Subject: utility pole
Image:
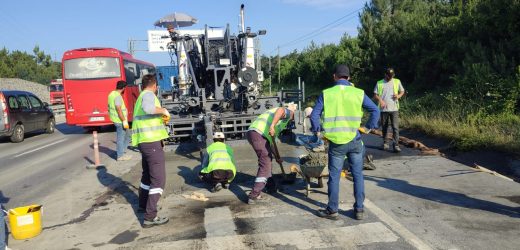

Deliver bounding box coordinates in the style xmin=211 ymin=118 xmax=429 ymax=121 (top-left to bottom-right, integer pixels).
xmin=268 ymin=56 xmax=272 ymax=95
xmin=277 ymin=46 xmax=281 ymax=86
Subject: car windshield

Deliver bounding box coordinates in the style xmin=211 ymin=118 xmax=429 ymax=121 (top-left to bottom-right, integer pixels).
xmin=49 ymin=84 xmax=63 ymax=92
xmin=64 ymin=57 xmax=121 ymax=80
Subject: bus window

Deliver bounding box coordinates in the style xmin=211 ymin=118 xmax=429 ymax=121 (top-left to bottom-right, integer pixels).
xmin=64 ymin=57 xmax=121 ymax=80
xmin=124 ymin=61 xmax=137 ymax=85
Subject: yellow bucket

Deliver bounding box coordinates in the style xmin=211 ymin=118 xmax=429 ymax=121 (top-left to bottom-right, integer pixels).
xmin=8 ymin=204 xmax=43 ymax=240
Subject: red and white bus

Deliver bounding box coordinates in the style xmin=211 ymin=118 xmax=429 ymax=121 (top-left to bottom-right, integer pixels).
xmin=62 ymin=47 xmax=155 ymax=127
xmin=48 ymin=79 xmax=64 ymax=105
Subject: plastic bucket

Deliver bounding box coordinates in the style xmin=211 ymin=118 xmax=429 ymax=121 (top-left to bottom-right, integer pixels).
xmin=8 ymin=204 xmax=43 ymax=240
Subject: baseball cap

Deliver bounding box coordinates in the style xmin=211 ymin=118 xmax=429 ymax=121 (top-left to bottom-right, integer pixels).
xmin=116 ymin=80 xmax=127 ymax=89
xmin=334 ymin=64 xmax=350 ymax=78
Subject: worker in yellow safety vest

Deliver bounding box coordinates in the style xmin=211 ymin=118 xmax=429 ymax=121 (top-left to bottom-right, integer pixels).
xmin=373 ymin=68 xmax=405 ymax=152
xmin=108 ymin=80 xmax=132 ymax=161
xmin=246 ymin=104 xmax=296 ymax=204
xmin=310 ymin=64 xmax=380 ymax=220
xmin=132 ymin=74 xmax=171 ymax=228
xmin=199 ymin=132 xmax=237 ymax=192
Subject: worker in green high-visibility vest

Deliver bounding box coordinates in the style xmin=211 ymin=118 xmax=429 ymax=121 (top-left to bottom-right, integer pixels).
xmin=199 ymin=132 xmax=237 ymax=193
xmin=373 ymin=68 xmax=405 ymax=152
xmin=310 ymin=64 xmax=380 ymax=220
xmin=108 ymin=80 xmax=132 ymax=161
xmin=246 ymin=104 xmax=296 ymax=205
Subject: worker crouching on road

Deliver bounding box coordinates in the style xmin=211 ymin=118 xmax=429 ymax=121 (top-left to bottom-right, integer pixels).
xmin=310 ymin=64 xmax=379 ymax=220
xmin=132 ymin=74 xmax=171 ymax=228
xmin=246 ymin=105 xmax=296 ymax=205
xmin=199 ymin=132 xmax=237 ymax=192
xmin=108 ymin=80 xmax=132 ymax=161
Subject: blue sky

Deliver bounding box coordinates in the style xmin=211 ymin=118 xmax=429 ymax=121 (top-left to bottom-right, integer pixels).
xmin=0 ymin=0 xmax=367 ymax=66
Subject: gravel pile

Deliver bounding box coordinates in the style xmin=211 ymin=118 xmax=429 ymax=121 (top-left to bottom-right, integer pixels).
xmin=0 ymin=78 xmax=50 ymax=103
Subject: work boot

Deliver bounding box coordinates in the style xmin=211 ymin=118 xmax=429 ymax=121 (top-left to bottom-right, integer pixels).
xmin=117 ymin=155 xmax=132 ymax=161
xmin=211 ymin=183 xmax=222 ymax=193
xmin=247 ymin=195 xmax=270 ymax=205
xmin=316 ymin=208 xmax=339 ymax=220
xmin=143 ymin=216 xmax=169 ymax=228
xmin=355 ymin=209 xmax=364 ymax=220
xmin=382 ymin=143 xmax=390 ymax=151
xmin=393 ymin=144 xmax=402 ymax=153
xmin=312 ymin=145 xmax=325 ymax=152
xmin=363 ymin=154 xmax=376 ymax=170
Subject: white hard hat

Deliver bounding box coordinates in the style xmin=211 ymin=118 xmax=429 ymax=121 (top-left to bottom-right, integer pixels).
xmin=286 ymin=102 xmax=298 ymax=112
xmin=214 ymin=132 xmax=225 ymax=139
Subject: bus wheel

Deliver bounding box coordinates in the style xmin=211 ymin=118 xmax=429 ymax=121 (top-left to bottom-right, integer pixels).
xmin=46 ymin=118 xmax=55 ymax=134
xmin=10 ymin=124 xmax=24 ymax=143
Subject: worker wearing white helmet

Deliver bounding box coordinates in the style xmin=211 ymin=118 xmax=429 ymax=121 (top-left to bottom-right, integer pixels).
xmin=199 ymin=132 xmax=237 ymax=192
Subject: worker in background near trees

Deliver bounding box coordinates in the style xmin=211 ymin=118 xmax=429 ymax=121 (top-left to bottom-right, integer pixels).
xmin=310 ymin=64 xmax=379 ymax=220
xmin=108 ymin=80 xmax=132 ymax=161
xmin=373 ymin=68 xmax=405 ymax=153
xmin=199 ymin=132 xmax=237 ymax=192
xmin=132 ymin=74 xmax=171 ymax=228
xmin=247 ymin=104 xmax=296 ymax=205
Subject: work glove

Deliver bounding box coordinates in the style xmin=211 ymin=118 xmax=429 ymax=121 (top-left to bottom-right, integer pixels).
xmin=123 ymin=120 xmax=129 ymax=129
xmin=162 ymin=108 xmax=171 ymax=117
xmin=358 ymin=127 xmax=371 ymax=134
xmin=162 ymin=108 xmax=171 ymax=124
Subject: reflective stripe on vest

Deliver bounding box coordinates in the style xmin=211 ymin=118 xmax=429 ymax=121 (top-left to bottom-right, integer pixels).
xmin=108 ymin=91 xmax=127 ymax=123
xmin=200 ymin=142 xmax=236 ymax=182
xmin=131 ymin=90 xmax=168 ymax=146
xmin=249 ymin=108 xmax=290 ymax=144
xmin=377 ymin=78 xmax=401 ymax=109
xmin=323 ymin=85 xmax=364 ymax=144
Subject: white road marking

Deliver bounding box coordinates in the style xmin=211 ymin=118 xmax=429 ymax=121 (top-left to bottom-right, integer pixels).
xmin=142 ymin=222 xmax=398 ymax=250
xmin=364 ymin=199 xmax=433 ymax=250
xmin=13 ymin=138 xmax=67 ymax=158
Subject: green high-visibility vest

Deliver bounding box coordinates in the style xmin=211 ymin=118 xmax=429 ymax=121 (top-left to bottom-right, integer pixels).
xmin=323 ymin=85 xmax=364 ymax=144
xmin=200 ymin=142 xmax=236 ymax=182
xmin=131 ymin=90 xmax=168 ymax=146
xmin=377 ymin=78 xmax=401 ymax=109
xmin=108 ymin=90 xmax=128 ymax=123
xmin=249 ymin=108 xmax=290 ymax=144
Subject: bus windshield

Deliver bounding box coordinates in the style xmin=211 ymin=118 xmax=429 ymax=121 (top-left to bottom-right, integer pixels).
xmin=49 ymin=84 xmax=63 ymax=92
xmin=64 ymin=57 xmax=121 ymax=80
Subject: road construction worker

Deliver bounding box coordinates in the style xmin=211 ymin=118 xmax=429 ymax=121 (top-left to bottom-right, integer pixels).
xmin=310 ymin=64 xmax=379 ymax=220
xmin=199 ymin=132 xmax=237 ymax=192
xmin=132 ymin=74 xmax=171 ymax=228
xmin=247 ymin=104 xmax=296 ymax=204
xmin=108 ymin=80 xmax=132 ymax=161
xmin=373 ymin=68 xmax=405 ymax=152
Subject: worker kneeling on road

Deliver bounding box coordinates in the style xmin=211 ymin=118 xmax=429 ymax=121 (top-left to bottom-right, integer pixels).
xmin=246 ymin=105 xmax=296 ymax=205
xmin=132 ymin=74 xmax=171 ymax=228
xmin=199 ymin=132 xmax=237 ymax=193
xmin=310 ymin=64 xmax=379 ymax=220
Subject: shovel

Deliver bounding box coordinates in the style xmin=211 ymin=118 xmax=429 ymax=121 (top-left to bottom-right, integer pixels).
xmin=271 ymin=135 xmax=297 ymax=184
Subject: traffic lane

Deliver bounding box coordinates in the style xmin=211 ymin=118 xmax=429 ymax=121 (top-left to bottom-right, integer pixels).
xmin=365 ymin=153 xmax=520 ymax=249
xmin=0 ymin=122 xmax=118 ymax=208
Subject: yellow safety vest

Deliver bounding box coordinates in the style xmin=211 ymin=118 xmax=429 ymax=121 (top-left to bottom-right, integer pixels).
xmin=200 ymin=142 xmax=236 ymax=182
xmin=249 ymin=108 xmax=290 ymax=144
xmin=322 ymin=85 xmax=364 ymax=144
xmin=131 ymin=90 xmax=168 ymax=146
xmin=377 ymin=78 xmax=401 ymax=109
xmin=108 ymin=90 xmax=127 ymax=123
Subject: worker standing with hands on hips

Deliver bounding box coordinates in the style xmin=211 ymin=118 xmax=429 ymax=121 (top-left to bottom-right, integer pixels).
xmin=310 ymin=64 xmax=379 ymax=220
xmin=108 ymin=80 xmax=132 ymax=161
xmin=246 ymin=104 xmax=296 ymax=204
xmin=373 ymin=68 xmax=405 ymax=152
xmin=199 ymin=132 xmax=237 ymax=192
xmin=132 ymin=74 xmax=171 ymax=228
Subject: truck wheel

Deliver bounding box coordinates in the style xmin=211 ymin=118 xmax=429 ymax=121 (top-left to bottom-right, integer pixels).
xmin=46 ymin=118 xmax=55 ymax=134
xmin=10 ymin=124 xmax=24 ymax=143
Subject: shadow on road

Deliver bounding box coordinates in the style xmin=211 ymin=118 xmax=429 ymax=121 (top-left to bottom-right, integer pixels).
xmin=365 ymin=175 xmax=520 ymax=218
xmin=95 ymin=166 xmax=141 ymax=221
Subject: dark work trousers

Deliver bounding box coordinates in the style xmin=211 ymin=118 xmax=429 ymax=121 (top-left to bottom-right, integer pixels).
xmin=246 ymin=130 xmax=273 ymax=199
xmin=199 ymin=170 xmax=234 ymax=185
xmin=381 ymin=111 xmax=400 ymax=145
xmin=138 ymin=141 xmax=166 ymax=221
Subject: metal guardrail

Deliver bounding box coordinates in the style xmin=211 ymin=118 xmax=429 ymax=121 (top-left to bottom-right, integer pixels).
xmin=51 ymin=104 xmax=65 ymax=115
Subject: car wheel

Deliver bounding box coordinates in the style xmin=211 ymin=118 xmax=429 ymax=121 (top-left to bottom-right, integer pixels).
xmin=10 ymin=124 xmax=24 ymax=143
xmin=46 ymin=118 xmax=55 ymax=134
